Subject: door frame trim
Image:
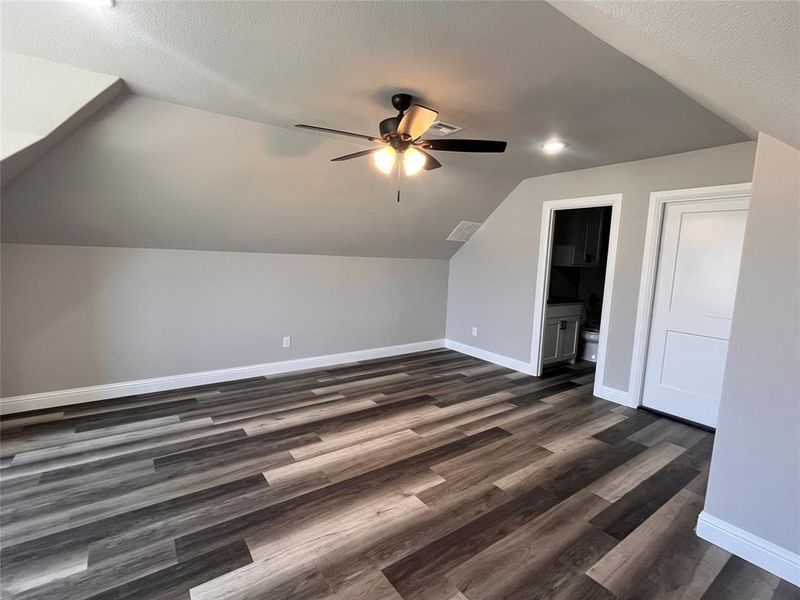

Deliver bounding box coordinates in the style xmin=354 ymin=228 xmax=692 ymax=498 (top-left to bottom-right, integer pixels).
xmin=628 ymin=182 xmax=752 ymax=409
xmin=529 ymin=194 xmax=623 ymax=406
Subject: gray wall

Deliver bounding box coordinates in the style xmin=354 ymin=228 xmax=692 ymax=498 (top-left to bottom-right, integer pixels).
xmin=0 ymin=244 xmax=448 ymax=397
xmin=1 ymin=94 xmax=521 ymax=260
xmin=446 ymin=141 xmax=756 ymax=391
xmin=703 ymin=133 xmax=800 ymax=555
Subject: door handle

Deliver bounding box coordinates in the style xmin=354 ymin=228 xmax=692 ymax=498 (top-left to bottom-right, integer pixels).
xmin=559 ymin=320 xmax=567 ymax=330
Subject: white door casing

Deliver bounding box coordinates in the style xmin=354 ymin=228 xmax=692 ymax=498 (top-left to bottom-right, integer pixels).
xmin=530 ymin=194 xmax=622 ymax=405
xmin=641 ymin=196 xmax=749 ymax=427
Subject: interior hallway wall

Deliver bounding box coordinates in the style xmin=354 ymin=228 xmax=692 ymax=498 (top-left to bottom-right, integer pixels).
xmin=701 ymin=133 xmax=800 ymax=580
xmin=0 ymin=244 xmax=448 ymax=398
xmin=445 ymin=142 xmax=756 ymax=392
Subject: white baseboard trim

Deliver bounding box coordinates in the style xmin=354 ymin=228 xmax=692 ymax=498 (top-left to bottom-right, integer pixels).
xmin=0 ymin=339 xmax=446 ymax=415
xmin=594 ymin=384 xmax=636 ymax=408
xmin=444 ymin=340 xmax=637 ymax=411
xmin=444 ymin=339 xmax=535 ymax=375
xmin=697 ymin=511 xmax=800 ymax=586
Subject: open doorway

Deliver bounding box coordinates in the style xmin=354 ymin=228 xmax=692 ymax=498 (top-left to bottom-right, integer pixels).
xmin=543 ymin=206 xmax=612 ymax=366
xmin=530 ymin=194 xmax=622 ymax=401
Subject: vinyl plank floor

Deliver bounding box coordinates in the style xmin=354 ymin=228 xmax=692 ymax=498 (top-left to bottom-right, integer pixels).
xmin=1 ymin=349 xmax=796 ymax=600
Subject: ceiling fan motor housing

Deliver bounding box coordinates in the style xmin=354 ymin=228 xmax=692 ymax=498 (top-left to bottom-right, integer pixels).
xmin=390 ymin=93 xmax=413 ymax=113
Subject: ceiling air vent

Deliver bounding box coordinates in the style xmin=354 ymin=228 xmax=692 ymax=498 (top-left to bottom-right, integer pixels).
xmin=426 ymin=121 xmax=463 ymax=137
xmin=447 ymin=221 xmax=482 ymax=242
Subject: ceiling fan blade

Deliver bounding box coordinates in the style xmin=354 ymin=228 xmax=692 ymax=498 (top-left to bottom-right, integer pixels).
xmin=295 ymin=124 xmax=382 ymax=143
xmin=330 ymin=148 xmax=381 ymax=161
xmin=420 ymin=139 xmax=507 ymax=153
xmin=396 ymin=104 xmax=438 ymax=140
xmin=419 ymin=150 xmax=442 ymax=170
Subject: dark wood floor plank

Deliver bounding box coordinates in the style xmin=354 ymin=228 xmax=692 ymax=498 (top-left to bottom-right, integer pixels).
xmin=627 ymin=418 xmax=709 ymax=449
xmin=38 ymin=429 xmax=249 ymax=484
xmin=590 ymin=459 xmax=700 ymax=540
xmin=592 ymin=409 xmax=658 ymax=445
xmin=508 ymin=380 xmax=581 ymax=407
xmin=447 ymin=489 xmax=611 ymax=600
xmin=73 ymin=399 xmax=201 ymax=433
xmin=7 ymin=540 xmax=177 ymax=600
xmin=85 ymin=540 xmax=253 ymax=600
xmin=173 ymin=427 xmax=511 ymax=563
xmin=383 ymin=485 xmax=559 ymax=599
xmin=316 ymin=477 xmax=513 ymax=593
xmin=586 ymin=488 xmax=730 ymax=599
xmin=419 ymin=437 xmax=551 ymax=507
xmin=152 ymin=431 xmax=319 ymax=471
xmin=503 ymin=526 xmax=618 ymax=600
xmin=701 ymin=555 xmax=783 ymax=600
xmin=0 ymin=446 xmax=293 ymax=539
xmin=0 ymin=349 xmax=794 ymax=600
xmin=540 ymin=439 xmax=648 ymax=501
xmin=0 ymin=475 xmax=268 ymax=569
xmin=773 ymin=580 xmax=800 ymax=600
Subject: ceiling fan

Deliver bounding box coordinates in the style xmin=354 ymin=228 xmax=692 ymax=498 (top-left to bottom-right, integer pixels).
xmin=295 ymin=93 xmax=507 ymax=180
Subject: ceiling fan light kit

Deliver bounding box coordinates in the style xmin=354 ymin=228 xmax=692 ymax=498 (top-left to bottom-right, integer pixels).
xmin=402 ymin=147 xmax=426 ymax=176
xmin=296 ymin=92 xmax=507 ymax=201
xmin=295 ymin=92 xmax=508 ymax=180
xmin=373 ymin=146 xmax=396 ymax=175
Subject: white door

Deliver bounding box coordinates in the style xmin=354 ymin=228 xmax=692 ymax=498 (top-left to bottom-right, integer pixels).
xmin=642 ymin=197 xmax=748 ymax=427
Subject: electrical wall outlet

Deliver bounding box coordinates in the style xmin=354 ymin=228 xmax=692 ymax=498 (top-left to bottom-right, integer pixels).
xmin=471 ymin=327 xmax=478 ymax=337
xmin=282 ymin=336 xmax=291 ymax=348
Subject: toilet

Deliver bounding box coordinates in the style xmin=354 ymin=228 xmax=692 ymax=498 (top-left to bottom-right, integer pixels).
xmin=580 ymin=326 xmax=600 ymax=362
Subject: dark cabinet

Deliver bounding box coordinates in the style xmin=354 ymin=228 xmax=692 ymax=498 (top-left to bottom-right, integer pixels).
xmin=542 ymin=303 xmax=582 ymax=366
xmin=552 ymin=207 xmax=604 ymax=267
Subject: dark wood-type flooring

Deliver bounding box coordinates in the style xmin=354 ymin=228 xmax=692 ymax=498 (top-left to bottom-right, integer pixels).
xmin=1 ymin=349 xmax=797 ymax=600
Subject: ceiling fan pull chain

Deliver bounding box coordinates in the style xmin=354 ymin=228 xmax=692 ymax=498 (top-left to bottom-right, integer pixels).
xmin=397 ymin=162 xmax=402 ymax=202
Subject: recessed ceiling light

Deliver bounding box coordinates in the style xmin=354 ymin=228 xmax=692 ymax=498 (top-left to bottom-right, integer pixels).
xmin=542 ymin=139 xmax=566 ymax=155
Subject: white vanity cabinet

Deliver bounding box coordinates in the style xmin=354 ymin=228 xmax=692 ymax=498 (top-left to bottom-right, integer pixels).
xmin=541 ymin=303 xmax=583 ymax=366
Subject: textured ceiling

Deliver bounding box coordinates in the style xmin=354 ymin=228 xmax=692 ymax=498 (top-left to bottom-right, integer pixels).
xmin=550 ymin=0 xmax=800 ymax=150
xmin=1 ymin=1 xmax=748 ymax=258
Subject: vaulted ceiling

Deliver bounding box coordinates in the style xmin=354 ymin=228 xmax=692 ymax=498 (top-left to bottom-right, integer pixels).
xmin=0 ymin=1 xmax=753 ymax=258
xmin=550 ymin=0 xmax=800 ymax=150
xmin=1 ymin=52 xmax=122 ymax=185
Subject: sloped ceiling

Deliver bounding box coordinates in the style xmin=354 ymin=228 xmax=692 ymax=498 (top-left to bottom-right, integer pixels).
xmin=1 ymin=1 xmax=748 ymax=258
xmin=550 ymin=0 xmax=800 ymax=150
xmin=1 ymin=52 xmax=122 ymax=184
